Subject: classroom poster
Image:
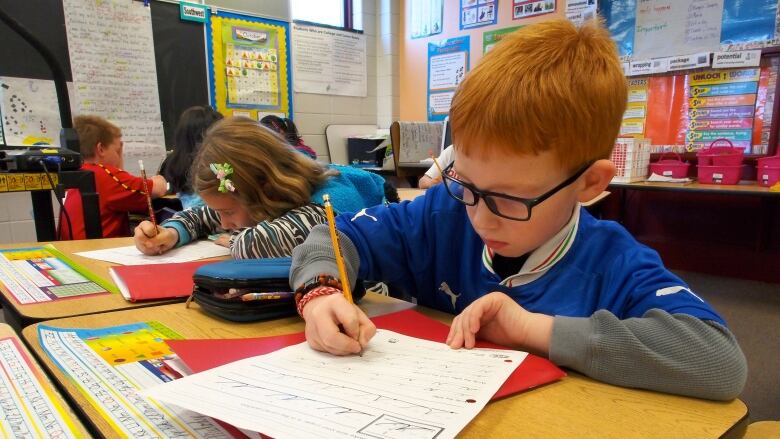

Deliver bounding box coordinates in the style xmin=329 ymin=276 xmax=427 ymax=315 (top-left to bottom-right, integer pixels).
xmin=63 ymin=0 xmax=166 ymax=174
xmin=410 ymin=0 xmax=444 ymax=39
xmin=0 ymin=246 xmax=114 ymax=305
xmin=633 ymin=0 xmax=724 ymax=60
xmin=208 ymin=12 xmax=291 ymax=120
xmin=638 ymin=61 xmax=775 ymax=154
xmin=687 ymin=68 xmax=760 ymax=152
xmin=39 ymin=322 xmax=235 ymax=438
xmin=427 ymin=36 xmax=469 ymax=121
xmin=565 ymin=0 xmax=597 ymax=26
xmin=512 ymin=0 xmax=557 ymax=20
xmin=292 ymin=23 xmax=367 ymax=97
xmin=483 ymin=26 xmax=523 ymax=53
xmin=460 ymin=0 xmax=498 ymax=30
xmin=0 ymin=77 xmax=62 ymax=147
xmin=621 ymin=77 xmax=649 ymax=137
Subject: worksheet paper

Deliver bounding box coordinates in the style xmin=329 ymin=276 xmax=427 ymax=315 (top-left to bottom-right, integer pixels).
xmin=144 ymin=330 xmax=526 ymax=439
xmin=74 ymin=241 xmax=230 ymax=265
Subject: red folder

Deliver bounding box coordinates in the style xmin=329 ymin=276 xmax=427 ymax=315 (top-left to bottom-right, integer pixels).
xmin=167 ymin=309 xmax=566 ymax=400
xmin=108 ymin=261 xmax=214 ymax=302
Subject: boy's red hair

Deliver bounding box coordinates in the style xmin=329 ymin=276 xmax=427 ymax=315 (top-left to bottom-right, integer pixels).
xmin=449 ymin=19 xmax=627 ymax=172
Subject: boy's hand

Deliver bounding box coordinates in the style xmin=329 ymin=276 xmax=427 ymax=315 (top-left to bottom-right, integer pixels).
xmin=150 ymin=175 xmax=168 ymax=198
xmin=133 ymin=221 xmax=178 ymax=255
xmin=302 ymin=293 xmax=376 ymax=355
xmin=446 ymin=292 xmax=554 ymax=355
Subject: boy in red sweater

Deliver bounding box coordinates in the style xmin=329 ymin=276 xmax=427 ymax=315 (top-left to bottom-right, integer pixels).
xmin=59 ymin=115 xmax=167 ymax=239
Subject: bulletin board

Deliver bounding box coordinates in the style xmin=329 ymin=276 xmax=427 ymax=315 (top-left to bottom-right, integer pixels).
xmin=207 ymin=11 xmax=292 ymax=120
xmin=620 ymin=56 xmax=779 ymax=156
xmin=600 ymin=0 xmax=780 ymax=59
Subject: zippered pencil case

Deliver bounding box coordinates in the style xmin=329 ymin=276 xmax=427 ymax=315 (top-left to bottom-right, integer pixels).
xmin=190 ymin=258 xmax=297 ymax=322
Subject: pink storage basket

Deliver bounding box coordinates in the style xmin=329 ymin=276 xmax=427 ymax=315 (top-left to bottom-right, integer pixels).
xmin=756 ymin=155 xmax=780 ymax=187
xmin=649 ymin=152 xmax=690 ymax=178
xmin=696 ymin=138 xmax=744 ymax=166
xmin=697 ymin=165 xmax=742 ymax=185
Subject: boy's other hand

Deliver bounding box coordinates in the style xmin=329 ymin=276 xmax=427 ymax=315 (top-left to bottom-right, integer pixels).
xmin=150 ymin=175 xmax=168 ymax=198
xmin=133 ymin=221 xmax=178 ymax=255
xmin=303 ymin=293 xmax=376 ymax=355
xmin=446 ymin=292 xmax=554 ymax=355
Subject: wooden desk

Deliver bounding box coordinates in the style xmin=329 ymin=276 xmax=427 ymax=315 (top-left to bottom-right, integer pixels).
xmin=397 ymin=187 xmax=425 ymax=201
xmin=23 ymin=296 xmax=748 ymax=439
xmin=0 ymin=238 xmax=204 ymax=330
xmin=0 ymin=323 xmax=91 ymax=437
xmin=610 ymin=180 xmax=780 ymax=196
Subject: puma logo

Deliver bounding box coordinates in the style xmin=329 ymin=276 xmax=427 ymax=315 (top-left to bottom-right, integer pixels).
xmin=439 ymin=282 xmax=460 ymax=310
xmin=656 ymin=285 xmax=703 ymax=302
xmin=351 ymin=208 xmax=378 ymax=222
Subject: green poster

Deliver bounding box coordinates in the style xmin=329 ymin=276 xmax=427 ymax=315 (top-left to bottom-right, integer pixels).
xmin=483 ymin=26 xmax=524 ymax=53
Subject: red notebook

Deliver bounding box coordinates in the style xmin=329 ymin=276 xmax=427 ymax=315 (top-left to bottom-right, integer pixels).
xmin=167 ymin=309 xmax=566 ymax=400
xmin=108 ymin=260 xmax=215 ymax=302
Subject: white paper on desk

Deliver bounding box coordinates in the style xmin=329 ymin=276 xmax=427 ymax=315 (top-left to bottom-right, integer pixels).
xmin=75 ymin=240 xmax=230 ymax=265
xmin=647 ymin=173 xmax=693 ymax=183
xmin=143 ymin=329 xmax=526 ymax=439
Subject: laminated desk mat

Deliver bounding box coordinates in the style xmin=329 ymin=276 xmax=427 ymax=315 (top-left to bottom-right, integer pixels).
xmin=167 ymin=309 xmax=566 ymax=400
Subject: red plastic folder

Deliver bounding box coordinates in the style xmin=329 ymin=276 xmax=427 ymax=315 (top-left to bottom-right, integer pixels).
xmin=108 ymin=261 xmax=214 ymax=302
xmin=167 ymin=309 xmax=566 ymax=400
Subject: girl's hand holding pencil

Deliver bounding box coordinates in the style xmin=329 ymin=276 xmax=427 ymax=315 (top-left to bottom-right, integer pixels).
xmin=133 ymin=221 xmax=178 ymax=255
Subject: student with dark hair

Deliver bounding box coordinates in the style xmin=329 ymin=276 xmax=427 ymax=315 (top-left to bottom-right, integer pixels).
xmin=259 ymin=115 xmax=318 ymax=159
xmin=163 ymin=106 xmax=223 ymax=208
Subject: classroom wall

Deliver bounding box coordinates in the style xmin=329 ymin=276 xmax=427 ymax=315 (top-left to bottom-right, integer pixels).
xmin=399 ymin=0 xmax=565 ymax=121
xmin=293 ymin=0 xmax=398 ymax=160
xmin=0 ymin=0 xmax=398 ymax=243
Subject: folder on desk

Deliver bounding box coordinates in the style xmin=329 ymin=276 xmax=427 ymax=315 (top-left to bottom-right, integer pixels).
xmin=167 ymin=309 xmax=566 ymax=399
xmin=109 ymin=260 xmax=215 ymax=302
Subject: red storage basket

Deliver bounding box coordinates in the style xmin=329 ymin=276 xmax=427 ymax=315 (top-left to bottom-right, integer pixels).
xmin=649 ymin=152 xmax=690 ymax=178
xmin=757 ymin=155 xmax=780 ymax=187
xmin=696 ymin=138 xmax=744 ymax=166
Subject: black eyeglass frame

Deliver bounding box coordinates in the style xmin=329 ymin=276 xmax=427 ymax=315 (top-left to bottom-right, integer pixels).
xmin=441 ymin=161 xmax=594 ymax=221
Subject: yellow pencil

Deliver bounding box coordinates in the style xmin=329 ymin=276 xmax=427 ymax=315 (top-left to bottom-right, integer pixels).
xmin=322 ymin=194 xmax=353 ymax=304
xmin=430 ymin=152 xmax=445 ymax=178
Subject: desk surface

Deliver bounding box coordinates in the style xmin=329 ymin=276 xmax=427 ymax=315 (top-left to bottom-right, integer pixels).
xmin=0 ymin=238 xmax=205 ymax=325
xmin=611 ymin=180 xmax=780 ymax=196
xmin=23 ymin=296 xmax=748 ymax=439
xmin=397 ymin=187 xmax=425 ymax=201
xmin=0 ymin=323 xmax=91 ymax=436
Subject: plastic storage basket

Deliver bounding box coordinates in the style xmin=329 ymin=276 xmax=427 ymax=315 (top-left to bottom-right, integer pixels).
xmin=649 ymin=152 xmax=690 ymax=178
xmin=757 ymin=155 xmax=780 ymax=187
xmin=611 ymin=138 xmax=651 ymax=183
xmin=696 ymin=139 xmax=744 ymax=185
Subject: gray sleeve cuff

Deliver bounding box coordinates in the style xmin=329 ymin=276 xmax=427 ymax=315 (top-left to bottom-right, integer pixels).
xmin=549 ymin=309 xmax=747 ymax=401
xmin=290 ymin=224 xmax=360 ymax=290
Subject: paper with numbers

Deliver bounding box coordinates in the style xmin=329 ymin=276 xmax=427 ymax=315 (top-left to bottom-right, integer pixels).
xmin=144 ymin=329 xmax=526 ymax=439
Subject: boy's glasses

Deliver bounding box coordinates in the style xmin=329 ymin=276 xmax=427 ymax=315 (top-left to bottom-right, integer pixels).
xmin=441 ymin=161 xmax=593 ymax=221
